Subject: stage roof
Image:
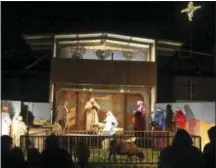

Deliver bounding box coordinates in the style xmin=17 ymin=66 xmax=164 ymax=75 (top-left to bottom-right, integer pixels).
xmin=23 ymin=32 xmax=183 ymax=56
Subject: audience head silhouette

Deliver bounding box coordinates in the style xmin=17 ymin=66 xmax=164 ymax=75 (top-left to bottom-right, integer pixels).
xmin=45 ymin=134 xmax=59 ymax=150
xmin=1 ymin=135 xmax=13 ymax=152
xmin=172 ymin=129 xmax=193 ymax=146
xmin=27 ymin=147 xmax=40 ymax=165
xmin=208 ymin=125 xmax=216 ymax=144
xmin=10 ymin=147 xmax=25 ymax=167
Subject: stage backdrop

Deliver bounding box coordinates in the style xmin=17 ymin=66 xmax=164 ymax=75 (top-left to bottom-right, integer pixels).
xmin=55 ymin=90 xmax=145 ymax=131
xmin=1 ymin=100 xmax=51 ymax=122
xmin=155 ymin=102 xmax=216 ymax=150
xmin=23 ymin=102 xmax=51 ymax=121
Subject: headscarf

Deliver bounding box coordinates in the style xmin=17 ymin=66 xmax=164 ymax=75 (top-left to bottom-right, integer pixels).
xmin=105 ymin=111 xmax=118 ymax=127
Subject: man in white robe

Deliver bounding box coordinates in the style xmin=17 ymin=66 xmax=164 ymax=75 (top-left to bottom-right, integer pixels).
xmin=84 ymin=98 xmax=100 ymax=130
xmin=1 ymin=106 xmax=12 ymax=136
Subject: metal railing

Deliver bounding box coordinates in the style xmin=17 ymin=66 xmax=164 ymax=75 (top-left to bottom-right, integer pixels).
xmin=20 ymin=131 xmax=201 ymax=166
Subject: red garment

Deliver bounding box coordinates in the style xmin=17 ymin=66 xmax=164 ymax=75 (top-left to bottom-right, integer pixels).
xmin=174 ymin=110 xmax=187 ymax=129
xmin=132 ymin=111 xmax=146 ymax=130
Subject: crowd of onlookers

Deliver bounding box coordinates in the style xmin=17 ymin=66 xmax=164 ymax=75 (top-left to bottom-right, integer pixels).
xmin=1 ymin=125 xmax=216 ymax=168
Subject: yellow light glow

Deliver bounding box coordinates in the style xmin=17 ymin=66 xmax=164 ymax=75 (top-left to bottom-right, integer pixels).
xmin=85 ymin=46 xmax=134 ymax=52
xmin=132 ymin=37 xmax=154 ymax=44
xmin=106 ymin=40 xmax=128 ymax=45
xmin=107 ymin=33 xmax=131 ymax=40
xmin=157 ymin=40 xmax=182 ymax=47
xmin=78 ymin=33 xmax=103 ymax=38
xmin=59 ymin=40 xmax=101 ymax=44
xmin=181 ymin=2 xmax=202 ymax=22
xmin=129 ymin=43 xmax=149 ymax=48
xmin=120 ymin=89 xmax=124 ymax=93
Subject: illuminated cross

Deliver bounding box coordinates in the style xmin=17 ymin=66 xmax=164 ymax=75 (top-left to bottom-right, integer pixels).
xmin=181 ymin=2 xmax=202 ymax=22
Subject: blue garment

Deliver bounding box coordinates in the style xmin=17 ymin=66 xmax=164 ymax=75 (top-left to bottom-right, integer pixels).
xmin=154 ymin=109 xmax=166 ymax=129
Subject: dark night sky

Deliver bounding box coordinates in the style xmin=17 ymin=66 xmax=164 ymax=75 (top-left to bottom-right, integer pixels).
xmin=1 ymin=1 xmax=215 ymax=102
xmin=1 ymin=1 xmax=216 ymax=71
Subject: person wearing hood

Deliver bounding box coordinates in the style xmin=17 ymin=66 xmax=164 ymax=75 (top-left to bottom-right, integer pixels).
xmin=132 ymin=101 xmax=146 ymax=131
xmin=165 ymin=104 xmax=174 ymax=131
xmin=1 ymin=106 xmax=12 ymax=136
xmin=154 ymin=107 xmax=166 ymax=130
xmin=84 ymin=97 xmax=100 ymax=131
xmin=103 ymin=111 xmax=118 ymax=136
xmin=158 ymin=129 xmax=205 ymax=168
xmin=203 ymin=126 xmax=216 ymax=168
xmin=173 ymin=107 xmax=187 ymax=130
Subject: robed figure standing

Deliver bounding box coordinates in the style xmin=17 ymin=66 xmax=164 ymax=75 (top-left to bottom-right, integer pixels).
xmin=173 ymin=107 xmax=187 ymax=130
xmin=84 ymin=98 xmax=100 ymax=131
xmin=165 ymin=104 xmax=174 ymax=131
xmin=57 ymin=101 xmax=69 ymax=132
xmin=132 ymin=101 xmax=146 ymax=136
xmin=154 ymin=108 xmax=166 ymax=130
xmin=1 ymin=106 xmax=12 ymax=136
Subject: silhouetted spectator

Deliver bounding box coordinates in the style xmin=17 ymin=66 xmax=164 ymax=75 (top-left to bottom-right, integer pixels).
xmin=158 ymin=129 xmax=205 ymax=168
xmin=45 ymin=134 xmax=59 ymax=149
xmin=27 ymin=147 xmax=40 ymax=168
xmin=10 ymin=147 xmax=25 ymax=168
xmin=1 ymin=135 xmax=13 ymax=168
xmin=38 ymin=134 xmax=74 ymax=168
xmin=75 ymin=139 xmax=90 ymax=168
xmin=165 ymin=104 xmax=174 ymax=131
xmin=203 ymin=126 xmax=216 ymax=168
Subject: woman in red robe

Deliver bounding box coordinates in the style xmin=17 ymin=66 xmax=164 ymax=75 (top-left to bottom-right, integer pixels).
xmin=174 ymin=107 xmax=187 ymax=130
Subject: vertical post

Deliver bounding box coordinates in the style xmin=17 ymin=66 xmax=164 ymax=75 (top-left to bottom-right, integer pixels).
xmin=124 ymin=94 xmax=127 ymax=131
xmin=49 ymin=84 xmax=54 ymax=124
xmin=52 ymin=84 xmax=56 ymax=124
xmin=75 ymin=91 xmax=79 ymax=130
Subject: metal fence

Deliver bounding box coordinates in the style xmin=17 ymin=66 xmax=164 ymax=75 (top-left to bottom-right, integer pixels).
xmin=20 ymin=131 xmax=201 ymax=166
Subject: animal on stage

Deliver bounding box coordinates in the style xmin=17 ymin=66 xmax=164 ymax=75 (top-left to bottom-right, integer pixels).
xmin=104 ymin=136 xmax=144 ymax=163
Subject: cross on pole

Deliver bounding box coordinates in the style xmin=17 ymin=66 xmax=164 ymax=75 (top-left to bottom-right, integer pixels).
xmin=181 ymin=2 xmax=202 ymax=22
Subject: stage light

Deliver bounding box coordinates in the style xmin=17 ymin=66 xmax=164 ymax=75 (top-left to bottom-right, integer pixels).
xmin=89 ymin=88 xmax=92 ymax=91
xmin=83 ymin=88 xmax=86 ymax=91
xmin=120 ymin=89 xmax=124 ymax=93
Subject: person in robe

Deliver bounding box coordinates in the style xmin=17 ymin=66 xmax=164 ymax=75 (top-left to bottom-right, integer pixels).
xmin=11 ymin=116 xmax=27 ymax=146
xmin=103 ymin=111 xmax=118 ymax=136
xmin=154 ymin=107 xmax=166 ymax=130
xmin=57 ymin=101 xmax=69 ymax=132
xmin=165 ymin=104 xmax=174 ymax=132
xmin=84 ymin=98 xmax=100 ymax=131
xmin=1 ymin=106 xmax=12 ymax=136
xmin=173 ymin=107 xmax=187 ymax=130
xmin=132 ymin=101 xmax=146 ymax=137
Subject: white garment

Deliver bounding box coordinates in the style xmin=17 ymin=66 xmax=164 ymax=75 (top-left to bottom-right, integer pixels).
xmin=1 ymin=113 xmax=12 ymax=136
xmin=12 ymin=119 xmax=27 ymax=146
xmin=103 ymin=114 xmax=118 ymax=136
